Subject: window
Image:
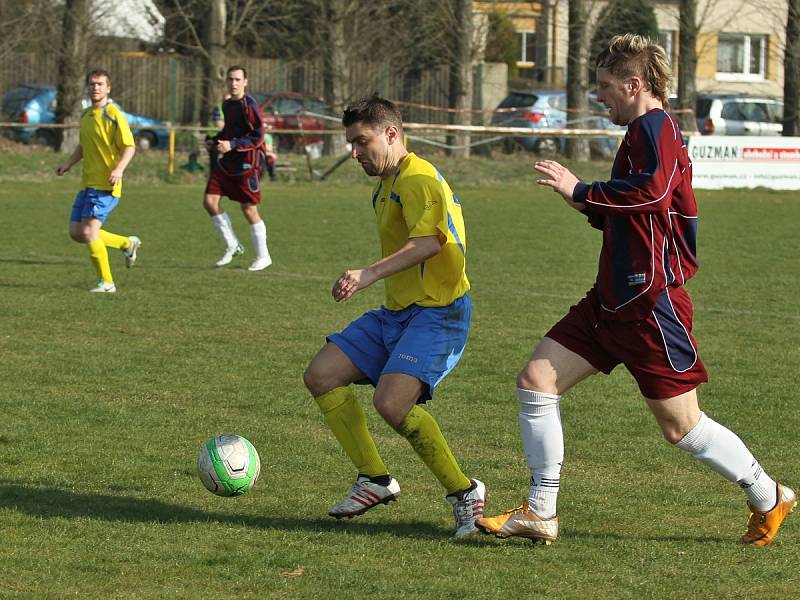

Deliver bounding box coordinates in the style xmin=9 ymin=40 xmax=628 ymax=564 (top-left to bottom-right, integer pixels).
xmin=720 ymin=100 xmax=772 ymax=123
xmin=717 ymin=33 xmax=767 ymax=80
xmin=498 ymin=92 xmax=538 ymax=109
xmin=657 ymin=30 xmax=675 ymax=65
xmin=517 ymin=31 xmax=535 ymax=65
xmin=273 ymin=97 xmax=302 ymax=114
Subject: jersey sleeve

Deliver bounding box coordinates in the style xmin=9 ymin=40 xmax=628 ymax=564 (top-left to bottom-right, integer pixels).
xmin=112 ymin=106 xmax=135 ymax=148
xmin=402 ymin=174 xmax=448 ymax=240
xmin=575 ymin=113 xmax=683 ymax=215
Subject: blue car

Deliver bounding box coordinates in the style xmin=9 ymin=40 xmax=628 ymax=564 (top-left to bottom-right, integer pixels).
xmin=491 ymin=89 xmax=625 ymax=157
xmin=2 ymin=84 xmax=169 ymax=150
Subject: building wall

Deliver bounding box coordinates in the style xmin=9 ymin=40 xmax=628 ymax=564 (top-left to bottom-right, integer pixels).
xmin=654 ymin=0 xmax=786 ymax=97
xmin=524 ymin=0 xmax=788 ymax=98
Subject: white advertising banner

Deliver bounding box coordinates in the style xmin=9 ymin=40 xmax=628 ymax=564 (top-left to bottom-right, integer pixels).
xmin=687 ymin=135 xmax=800 ymax=190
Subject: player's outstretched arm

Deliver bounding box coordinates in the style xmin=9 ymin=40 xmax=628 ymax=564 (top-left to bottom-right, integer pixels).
xmin=55 ymin=144 xmax=83 ymax=176
xmin=534 ymin=159 xmax=585 ymax=211
xmin=331 ymin=235 xmax=442 ymax=302
xmin=109 ymin=145 xmax=136 ymax=186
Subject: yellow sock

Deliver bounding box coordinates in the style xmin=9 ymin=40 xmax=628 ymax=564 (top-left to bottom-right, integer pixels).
xmin=87 ymin=239 xmax=113 ymax=283
xmin=100 ymin=229 xmax=130 ymax=250
xmin=397 ymin=405 xmax=471 ymax=495
xmin=315 ymin=387 xmax=388 ymax=478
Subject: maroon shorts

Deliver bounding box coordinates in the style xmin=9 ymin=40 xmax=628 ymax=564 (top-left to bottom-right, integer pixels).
xmin=205 ymin=167 xmax=261 ymax=205
xmin=546 ymin=287 xmax=708 ymax=399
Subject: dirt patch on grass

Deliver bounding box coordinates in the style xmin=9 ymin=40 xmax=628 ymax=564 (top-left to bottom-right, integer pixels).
xmin=0 ymin=136 xmax=50 ymax=153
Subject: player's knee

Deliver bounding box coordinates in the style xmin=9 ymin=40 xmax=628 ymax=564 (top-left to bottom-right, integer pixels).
xmin=69 ymin=229 xmax=89 ymax=243
xmin=516 ymin=365 xmax=556 ymax=394
xmin=302 ymin=365 xmax=328 ymax=397
xmin=661 ymin=423 xmax=690 ymax=445
xmin=373 ymin=395 xmax=405 ymax=429
xmin=203 ymin=197 xmax=219 ymax=215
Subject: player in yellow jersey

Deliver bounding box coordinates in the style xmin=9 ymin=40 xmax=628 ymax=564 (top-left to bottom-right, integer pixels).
xmin=303 ymin=96 xmax=485 ymax=537
xmin=55 ymin=69 xmax=140 ymax=293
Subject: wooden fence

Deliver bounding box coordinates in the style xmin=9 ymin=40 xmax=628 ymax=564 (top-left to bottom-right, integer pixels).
xmin=0 ymin=52 xmax=483 ymax=126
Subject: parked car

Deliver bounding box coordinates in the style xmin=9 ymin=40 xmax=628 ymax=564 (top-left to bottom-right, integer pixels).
xmin=695 ymin=93 xmax=783 ymax=136
xmin=491 ymin=89 xmax=625 ymax=157
xmin=1 ymin=84 xmax=169 ymax=149
xmin=251 ymin=91 xmax=330 ymax=152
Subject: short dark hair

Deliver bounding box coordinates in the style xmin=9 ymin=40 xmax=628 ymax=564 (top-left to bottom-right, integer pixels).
xmin=86 ymin=69 xmax=111 ymax=86
xmin=227 ymin=65 xmax=248 ymax=79
xmin=342 ymin=95 xmax=403 ymax=132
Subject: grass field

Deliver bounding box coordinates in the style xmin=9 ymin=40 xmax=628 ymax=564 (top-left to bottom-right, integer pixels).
xmin=0 ymin=147 xmax=798 ymax=598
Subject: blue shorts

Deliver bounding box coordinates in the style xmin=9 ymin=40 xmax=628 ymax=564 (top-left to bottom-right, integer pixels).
xmin=69 ymin=188 xmax=120 ymax=223
xmin=328 ymin=295 xmax=472 ymax=403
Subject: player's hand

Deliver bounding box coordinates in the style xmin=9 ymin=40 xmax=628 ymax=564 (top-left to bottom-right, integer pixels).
xmin=217 ymin=140 xmax=232 ymax=154
xmin=332 ymin=269 xmax=377 ymax=302
xmin=54 ymin=164 xmax=69 ymax=176
xmin=108 ymin=168 xmax=124 ymax=186
xmin=534 ymin=160 xmax=585 ymax=210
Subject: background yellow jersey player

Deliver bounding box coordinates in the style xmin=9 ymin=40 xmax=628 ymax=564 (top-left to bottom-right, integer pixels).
xmin=303 ymin=95 xmax=485 ymax=537
xmin=55 ymin=68 xmax=141 ymax=293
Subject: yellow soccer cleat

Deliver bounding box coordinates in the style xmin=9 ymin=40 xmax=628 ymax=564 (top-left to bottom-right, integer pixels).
xmin=475 ymin=504 xmax=558 ymax=544
xmin=739 ymin=483 xmax=796 ymax=547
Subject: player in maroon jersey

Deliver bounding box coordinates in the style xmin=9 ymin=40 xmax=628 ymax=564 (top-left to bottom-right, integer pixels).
xmin=476 ymin=34 xmax=794 ymax=547
xmin=203 ymin=65 xmax=272 ymax=271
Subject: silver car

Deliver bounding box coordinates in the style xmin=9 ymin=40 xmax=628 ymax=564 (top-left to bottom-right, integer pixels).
xmin=695 ymin=94 xmax=783 ymax=136
xmin=491 ymin=90 xmax=624 ymax=157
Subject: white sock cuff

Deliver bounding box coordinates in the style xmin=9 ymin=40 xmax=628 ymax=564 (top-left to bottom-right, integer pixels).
xmin=518 ymin=388 xmax=560 ymax=416
xmin=250 ymin=220 xmax=266 ymax=235
xmin=211 ymin=213 xmax=226 ymax=226
xmin=675 ymin=412 xmax=710 ymax=453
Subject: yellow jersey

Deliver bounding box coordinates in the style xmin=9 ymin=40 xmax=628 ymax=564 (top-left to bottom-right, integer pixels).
xmin=79 ymin=101 xmax=135 ymax=197
xmin=372 ymin=152 xmax=469 ymax=310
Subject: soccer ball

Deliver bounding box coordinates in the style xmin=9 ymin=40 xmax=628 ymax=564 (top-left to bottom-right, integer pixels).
xmin=197 ymin=434 xmax=261 ymax=497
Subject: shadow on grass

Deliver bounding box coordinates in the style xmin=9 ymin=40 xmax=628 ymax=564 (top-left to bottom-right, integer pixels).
xmin=459 ymin=528 xmax=729 ymax=546
xmin=0 ymin=258 xmax=78 ymax=267
xmin=0 ymin=481 xmax=731 ymax=545
xmin=0 ymin=481 xmax=453 ymax=540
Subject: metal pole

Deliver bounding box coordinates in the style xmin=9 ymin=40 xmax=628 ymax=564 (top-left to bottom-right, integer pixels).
xmin=168 ymin=127 xmax=175 ymax=175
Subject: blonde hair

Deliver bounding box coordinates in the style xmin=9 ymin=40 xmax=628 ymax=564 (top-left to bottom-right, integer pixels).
xmin=596 ymin=33 xmax=672 ymax=108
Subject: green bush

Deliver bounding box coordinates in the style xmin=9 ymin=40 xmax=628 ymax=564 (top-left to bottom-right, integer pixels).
xmin=484 ymin=10 xmax=519 ymax=78
xmin=590 ymin=0 xmax=660 ymax=80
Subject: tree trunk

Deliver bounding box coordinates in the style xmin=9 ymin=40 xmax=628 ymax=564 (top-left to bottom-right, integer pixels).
xmin=677 ymin=0 xmax=698 ymax=133
xmin=323 ymin=0 xmax=348 ymax=156
xmin=447 ymin=0 xmax=473 ymax=158
xmin=565 ymin=0 xmax=590 ymax=161
xmin=55 ymin=0 xmax=90 ymax=153
xmin=203 ymin=0 xmax=226 ymax=126
xmin=784 ymin=0 xmax=800 ymax=136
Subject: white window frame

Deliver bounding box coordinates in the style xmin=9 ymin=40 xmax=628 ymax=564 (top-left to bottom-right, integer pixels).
xmin=658 ymin=30 xmax=675 ymax=66
xmin=716 ymin=33 xmax=768 ymax=82
xmin=517 ymin=31 xmax=535 ymax=67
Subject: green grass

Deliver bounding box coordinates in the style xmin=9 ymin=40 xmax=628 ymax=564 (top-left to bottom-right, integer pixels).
xmin=0 ymin=148 xmax=798 ymax=598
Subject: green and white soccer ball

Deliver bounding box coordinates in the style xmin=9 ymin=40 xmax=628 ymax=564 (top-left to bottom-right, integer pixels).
xmin=198 ymin=434 xmax=261 ymax=497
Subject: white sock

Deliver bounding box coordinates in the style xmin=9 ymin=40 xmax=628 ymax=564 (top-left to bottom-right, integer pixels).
xmin=675 ymin=412 xmax=777 ymax=511
xmin=518 ymin=388 xmax=562 ymax=519
xmin=211 ymin=212 xmax=239 ymax=249
xmin=250 ymin=220 xmax=270 ymax=261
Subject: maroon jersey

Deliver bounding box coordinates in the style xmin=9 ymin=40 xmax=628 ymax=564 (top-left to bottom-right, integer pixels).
xmin=212 ymin=95 xmax=265 ymax=177
xmin=573 ymin=109 xmax=698 ymax=320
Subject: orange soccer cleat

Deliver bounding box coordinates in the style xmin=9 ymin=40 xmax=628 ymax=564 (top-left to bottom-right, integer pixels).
xmin=475 ymin=504 xmax=558 ymax=545
xmin=739 ymin=483 xmax=796 ymax=547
